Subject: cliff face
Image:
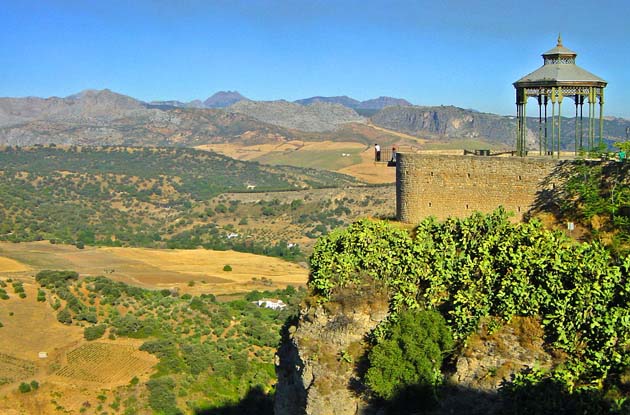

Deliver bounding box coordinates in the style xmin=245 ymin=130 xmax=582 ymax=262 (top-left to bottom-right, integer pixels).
xmin=371 ymin=106 xmax=519 ymax=146
xmin=275 ymin=297 xmax=389 ymax=415
xmin=228 ymin=100 xmax=365 ymax=132
xmin=371 ymin=105 xmax=630 ymax=148
xmin=276 ymin=301 xmax=557 ymax=415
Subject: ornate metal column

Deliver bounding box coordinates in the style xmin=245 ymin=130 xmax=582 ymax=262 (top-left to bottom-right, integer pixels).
xmin=599 ymin=88 xmax=604 ymax=146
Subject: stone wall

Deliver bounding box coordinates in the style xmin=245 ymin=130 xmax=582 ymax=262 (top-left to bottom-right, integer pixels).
xmin=396 ymin=153 xmax=564 ymax=223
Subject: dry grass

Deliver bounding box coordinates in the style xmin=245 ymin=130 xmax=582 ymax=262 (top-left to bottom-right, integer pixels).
xmin=337 ymin=147 xmax=396 ymax=184
xmin=0 ymin=256 xmax=31 ymax=273
xmin=0 ymin=282 xmax=84 ymax=362
xmin=364 ymin=121 xmax=428 ymax=144
xmin=198 ymin=139 xmax=396 ymax=184
xmin=0 ymin=281 xmax=157 ymax=414
xmin=198 ymin=140 xmax=366 ymax=162
xmin=0 ymin=241 xmax=308 ymax=295
xmin=55 ymin=342 xmax=156 ymax=384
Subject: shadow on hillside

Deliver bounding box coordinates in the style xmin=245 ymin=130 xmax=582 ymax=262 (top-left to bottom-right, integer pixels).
xmin=363 ymin=379 xmax=625 ymax=415
xmin=193 ymin=386 xmax=273 ymax=415
xmin=526 ymin=159 xmax=574 ymax=219
xmin=527 ymin=159 xmax=630 ymax=225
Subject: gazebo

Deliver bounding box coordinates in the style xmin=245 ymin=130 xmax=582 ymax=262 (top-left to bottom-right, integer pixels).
xmin=514 ymin=35 xmax=607 ymax=157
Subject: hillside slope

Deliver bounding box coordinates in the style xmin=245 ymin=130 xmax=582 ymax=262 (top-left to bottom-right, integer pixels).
xmin=227 ymin=100 xmax=365 ymax=132
xmin=371 ymin=105 xmax=630 ymax=148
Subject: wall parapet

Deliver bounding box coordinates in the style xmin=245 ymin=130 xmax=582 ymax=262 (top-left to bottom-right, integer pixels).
xmin=396 ymin=153 xmax=564 ymax=223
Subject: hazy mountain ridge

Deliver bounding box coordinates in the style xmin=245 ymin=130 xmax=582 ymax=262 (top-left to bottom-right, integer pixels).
xmin=371 ymin=105 xmax=630 ymax=145
xmin=294 ymin=95 xmax=411 ymax=110
xmin=0 ymin=90 xmax=301 ymax=147
xmin=1 ymin=89 xmax=628 ymax=148
xmin=203 ymin=90 xmax=248 ymax=108
xmin=371 ymin=105 xmax=518 ymax=145
xmin=227 ymin=100 xmax=366 ymax=132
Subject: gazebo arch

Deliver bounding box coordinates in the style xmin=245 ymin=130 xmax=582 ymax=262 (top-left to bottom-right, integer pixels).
xmin=513 ymin=35 xmax=607 ymax=157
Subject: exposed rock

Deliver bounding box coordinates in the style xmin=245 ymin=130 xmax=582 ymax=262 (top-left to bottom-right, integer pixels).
xmin=355 ymin=97 xmax=412 ymax=110
xmin=228 ymin=100 xmax=365 ymax=132
xmin=276 ymin=305 xmax=560 ymax=415
xmin=294 ymin=95 xmax=411 ymax=110
xmin=275 ymin=295 xmax=389 ymax=415
xmin=452 ymin=317 xmax=555 ymax=392
xmin=370 ymin=105 xmax=630 ymax=148
xmin=148 ymin=99 xmax=205 ymax=109
xmin=371 ymin=105 xmax=518 ymax=146
xmin=294 ymin=96 xmax=361 ymax=108
xmin=203 ymin=90 xmax=248 ymax=108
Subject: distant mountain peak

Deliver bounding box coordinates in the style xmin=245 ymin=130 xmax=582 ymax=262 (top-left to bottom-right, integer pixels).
xmin=294 ymin=95 xmax=412 ymax=110
xmin=204 ymin=91 xmax=248 ymax=108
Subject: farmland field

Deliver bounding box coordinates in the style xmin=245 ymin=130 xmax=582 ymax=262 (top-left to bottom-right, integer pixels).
xmin=0 ymin=241 xmax=308 ymax=295
xmin=55 ymin=342 xmax=156 ymax=384
xmin=0 ymin=257 xmax=31 ymax=273
xmin=199 ymin=140 xmax=396 ymax=183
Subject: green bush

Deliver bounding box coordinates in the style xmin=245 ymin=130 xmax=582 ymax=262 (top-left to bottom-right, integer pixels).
xmin=223 ymin=264 xmax=232 ymax=272
xmin=310 ymin=211 xmax=630 ymax=389
xmin=146 ymin=377 xmax=181 ymax=415
xmin=84 ymin=324 xmax=107 ymax=341
xmin=35 ymin=270 xmax=79 ymax=287
xmin=365 ymin=310 xmax=453 ymax=401
xmin=18 ymin=382 xmax=31 ymax=393
xmin=57 ymin=308 xmax=72 ymax=325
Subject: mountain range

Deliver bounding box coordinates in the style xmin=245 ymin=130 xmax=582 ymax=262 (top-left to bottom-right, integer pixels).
xmin=149 ymin=91 xmax=411 ymax=111
xmin=1 ymin=89 xmax=628 ymax=149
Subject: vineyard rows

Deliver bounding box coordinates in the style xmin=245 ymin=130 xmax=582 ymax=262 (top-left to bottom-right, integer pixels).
xmin=56 ymin=343 xmax=155 ymax=383
xmin=0 ymin=352 xmax=36 ymax=385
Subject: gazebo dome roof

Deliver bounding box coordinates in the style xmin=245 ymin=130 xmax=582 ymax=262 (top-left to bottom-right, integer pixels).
xmin=542 ymin=35 xmax=577 ymax=57
xmin=514 ymin=35 xmax=606 ymax=88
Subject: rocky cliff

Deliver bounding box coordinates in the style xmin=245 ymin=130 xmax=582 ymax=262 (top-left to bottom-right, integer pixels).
xmin=371 ymin=105 xmax=520 ymax=146
xmin=276 ymin=299 xmax=557 ymax=415
xmin=228 ymin=100 xmax=365 ymax=132
xmin=371 ymin=105 xmax=629 ymax=148
xmin=275 ymin=293 xmax=389 ymax=415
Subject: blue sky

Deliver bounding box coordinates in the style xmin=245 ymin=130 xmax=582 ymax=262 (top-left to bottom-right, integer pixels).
xmin=2 ymin=0 xmax=629 ymax=117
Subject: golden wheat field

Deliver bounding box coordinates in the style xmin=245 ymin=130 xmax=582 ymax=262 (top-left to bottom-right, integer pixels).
xmin=0 ymin=241 xmax=308 ymax=295
xmin=0 ymin=257 xmax=31 ymax=273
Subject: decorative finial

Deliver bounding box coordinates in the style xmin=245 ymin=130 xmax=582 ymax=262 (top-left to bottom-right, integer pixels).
xmin=557 ymin=33 xmax=563 ymax=46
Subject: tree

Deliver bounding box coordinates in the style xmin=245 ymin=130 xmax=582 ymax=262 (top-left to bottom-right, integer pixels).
xmin=57 ymin=308 xmax=72 ymax=325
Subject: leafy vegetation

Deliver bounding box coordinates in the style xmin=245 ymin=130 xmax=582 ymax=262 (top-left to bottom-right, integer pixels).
xmin=0 ymin=146 xmax=364 ymax=258
xmin=308 ymin=210 xmax=630 ymax=410
xmin=555 ymin=159 xmax=630 ymax=254
xmin=33 ymin=270 xmax=304 ymax=413
xmin=365 ymin=310 xmax=453 ymax=401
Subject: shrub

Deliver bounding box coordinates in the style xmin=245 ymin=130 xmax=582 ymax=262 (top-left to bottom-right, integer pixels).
xmin=84 ymin=324 xmax=107 ymax=341
xmin=57 ymin=308 xmax=72 ymax=325
xmin=18 ymin=382 xmax=31 ymax=393
xmin=223 ymin=264 xmax=232 ymax=272
xmin=35 ymin=270 xmax=79 ymax=287
xmin=146 ymin=377 xmax=181 ymax=415
xmin=365 ymin=310 xmax=453 ymax=401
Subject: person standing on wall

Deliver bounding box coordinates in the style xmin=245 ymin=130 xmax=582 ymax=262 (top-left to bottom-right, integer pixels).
xmin=374 ymin=143 xmax=381 ymax=162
